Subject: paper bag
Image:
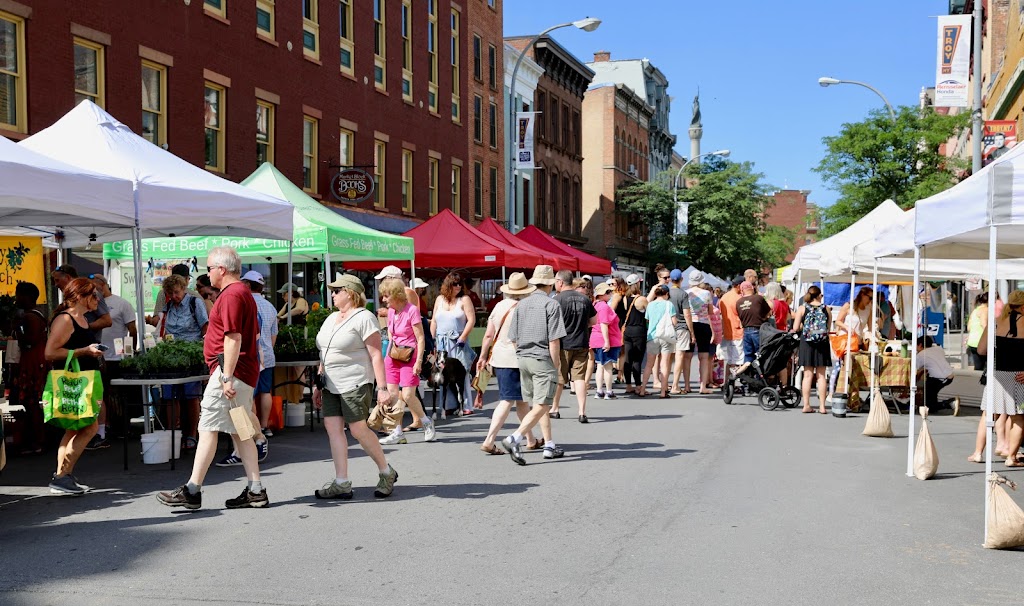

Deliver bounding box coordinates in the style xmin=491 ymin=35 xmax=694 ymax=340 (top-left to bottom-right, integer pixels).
xmin=229 ymin=402 xmax=257 ymax=441
xmin=368 ymin=399 xmax=403 ymax=433
xmin=985 ymin=474 xmax=1024 ymax=549
xmin=471 ymin=365 xmax=492 ymax=393
xmin=913 ymin=406 xmax=939 ymax=480
xmin=862 ymin=389 xmax=893 ymax=437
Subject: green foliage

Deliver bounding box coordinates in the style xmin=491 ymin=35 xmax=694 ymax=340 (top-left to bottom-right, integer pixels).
xmin=814 ymin=105 xmax=970 ymax=236
xmin=275 ymin=324 xmax=318 ymax=356
xmin=305 ymin=307 xmax=331 ymax=333
xmin=121 ymin=339 xmax=205 ymax=375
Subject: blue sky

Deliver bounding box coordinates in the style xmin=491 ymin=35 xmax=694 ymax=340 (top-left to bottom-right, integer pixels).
xmin=504 ymin=0 xmax=950 ymax=208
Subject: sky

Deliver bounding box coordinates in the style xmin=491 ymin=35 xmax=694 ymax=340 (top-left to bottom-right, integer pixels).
xmin=504 ymin=0 xmax=951 ymax=209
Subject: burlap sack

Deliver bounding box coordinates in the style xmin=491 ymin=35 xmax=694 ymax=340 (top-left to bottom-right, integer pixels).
xmin=984 ymin=474 xmax=1024 ymax=549
xmin=913 ymin=406 xmax=939 ymax=480
xmin=862 ymin=389 xmax=893 ymax=437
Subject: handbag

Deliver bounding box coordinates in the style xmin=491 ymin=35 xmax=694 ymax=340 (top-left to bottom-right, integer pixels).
xmin=472 ymin=303 xmax=517 ymax=393
xmin=388 ymin=344 xmax=414 ymax=363
xmin=42 ymin=351 xmax=103 ymax=430
xmin=830 ymin=332 xmax=860 ymax=359
xmin=654 ymin=306 xmax=675 ymax=343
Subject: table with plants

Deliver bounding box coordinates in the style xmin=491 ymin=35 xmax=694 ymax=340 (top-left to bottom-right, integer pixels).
xmin=273 ymin=307 xmax=329 ymax=432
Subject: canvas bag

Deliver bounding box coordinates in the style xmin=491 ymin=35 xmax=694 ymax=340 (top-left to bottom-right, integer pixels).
xmin=42 ymin=351 xmax=103 ymax=431
xmin=367 ymin=398 xmax=403 ymax=433
xmin=913 ymin=406 xmax=939 ymax=480
xmin=654 ymin=305 xmax=675 ymax=343
xmin=862 ymin=388 xmax=893 ymax=437
xmin=984 ymin=474 xmax=1024 ymax=549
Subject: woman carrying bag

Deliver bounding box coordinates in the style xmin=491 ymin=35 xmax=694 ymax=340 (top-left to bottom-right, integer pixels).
xmin=379 ymin=278 xmax=436 ymax=445
xmin=44 ymin=278 xmax=105 ymax=495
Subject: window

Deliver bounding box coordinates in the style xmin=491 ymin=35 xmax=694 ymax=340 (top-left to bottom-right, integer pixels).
xmin=472 ymin=35 xmax=481 ymax=81
xmin=520 ymin=175 xmax=529 ymax=228
xmin=303 ymin=0 xmax=319 ymax=60
xmin=401 ymin=149 xmax=413 ymax=212
xmin=473 ymin=161 xmax=482 ymax=216
xmin=489 ymin=166 xmax=498 ymax=218
xmin=401 ymin=1 xmax=412 ymax=100
xmin=561 ymin=104 xmax=569 ymax=151
xmin=572 ymin=110 xmax=581 ymax=156
xmin=549 ymin=174 xmax=558 ymax=231
xmin=488 ymin=102 xmax=497 ymax=148
xmin=204 ymin=83 xmax=225 ymax=171
xmin=472 ymin=95 xmax=482 ymax=142
xmin=373 ymin=0 xmax=386 ymax=89
xmin=487 ymin=44 xmax=496 ymax=89
xmin=451 ymin=165 xmax=461 ymax=215
xmin=549 ymin=96 xmax=558 ymax=146
xmin=488 ymin=0 xmax=495 ymax=6
xmin=427 ymin=0 xmax=438 ymax=112
xmin=204 ymin=0 xmax=226 ymax=17
xmin=257 ymin=0 xmax=275 ymax=37
xmin=374 ymin=139 xmax=386 ymax=208
xmin=562 ymin=175 xmax=570 ymax=233
xmin=339 ymin=128 xmax=353 ymax=166
xmin=536 ymin=91 xmax=545 ymax=140
xmin=140 ymin=61 xmax=166 ymax=146
xmin=0 ymin=11 xmax=26 ymax=132
xmin=303 ymin=116 xmax=318 ymax=192
xmin=450 ymin=8 xmax=460 ymax=122
xmin=536 ymin=169 xmax=545 ymax=228
xmin=73 ymin=38 xmax=105 ymax=108
xmin=256 ymin=101 xmax=274 ymax=166
xmin=338 ymin=0 xmax=353 ymax=74
xmin=428 ymin=157 xmax=439 ymax=215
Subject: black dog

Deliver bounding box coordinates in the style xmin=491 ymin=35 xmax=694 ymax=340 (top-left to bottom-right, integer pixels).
xmin=428 ymin=353 xmax=467 ymax=418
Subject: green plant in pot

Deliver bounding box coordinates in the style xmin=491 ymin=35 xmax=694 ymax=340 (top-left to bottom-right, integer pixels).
xmin=274 ymin=324 xmax=318 ymax=361
xmin=121 ymin=338 xmax=207 ymax=378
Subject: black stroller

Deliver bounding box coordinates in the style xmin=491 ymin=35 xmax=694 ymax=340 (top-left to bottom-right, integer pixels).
xmin=722 ymin=323 xmax=801 ymax=411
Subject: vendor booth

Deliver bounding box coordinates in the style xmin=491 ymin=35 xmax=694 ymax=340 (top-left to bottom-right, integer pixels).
xmin=514 ymin=225 xmax=613 ymax=275
xmin=475 ymin=217 xmax=578 ymax=272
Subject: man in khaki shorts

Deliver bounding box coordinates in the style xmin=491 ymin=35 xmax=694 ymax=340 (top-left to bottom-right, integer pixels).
xmin=550 ymin=270 xmax=597 ymax=420
xmin=158 ymin=246 xmax=268 ymax=511
xmin=501 ymin=265 xmax=567 ymax=465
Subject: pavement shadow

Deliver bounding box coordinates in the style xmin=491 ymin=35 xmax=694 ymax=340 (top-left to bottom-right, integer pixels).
xmin=592 ymin=414 xmax=683 ymax=423
xmin=554 ymin=441 xmax=696 ymax=461
xmin=276 ymin=482 xmax=539 ymax=506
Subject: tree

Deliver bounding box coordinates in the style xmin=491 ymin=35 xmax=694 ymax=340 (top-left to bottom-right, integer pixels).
xmin=814 ymin=105 xmax=969 ymax=237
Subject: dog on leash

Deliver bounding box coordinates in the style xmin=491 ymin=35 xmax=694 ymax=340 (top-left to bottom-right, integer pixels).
xmin=427 ymin=352 xmax=467 ymax=418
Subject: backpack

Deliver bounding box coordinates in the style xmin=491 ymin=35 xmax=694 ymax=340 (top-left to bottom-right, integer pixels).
xmin=802 ymin=304 xmax=829 ymax=343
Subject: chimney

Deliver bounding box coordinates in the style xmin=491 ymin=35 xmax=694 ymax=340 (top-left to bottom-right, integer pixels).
xmin=593 ymin=50 xmax=611 ymax=62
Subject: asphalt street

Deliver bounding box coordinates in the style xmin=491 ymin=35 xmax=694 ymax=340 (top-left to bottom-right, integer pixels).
xmin=2 ymin=383 xmax=1023 ymax=605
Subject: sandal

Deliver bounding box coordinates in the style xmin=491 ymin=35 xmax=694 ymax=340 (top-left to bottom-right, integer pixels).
xmin=1006 ymin=459 xmax=1024 ymax=468
xmin=181 ymin=436 xmax=198 ymax=451
xmin=527 ymin=440 xmax=544 ymax=450
xmin=480 ymin=444 xmax=503 ymax=455
xmin=967 ymin=453 xmax=984 ymax=463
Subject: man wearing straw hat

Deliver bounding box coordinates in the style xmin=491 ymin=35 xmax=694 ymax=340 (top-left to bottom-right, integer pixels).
xmin=501 ymin=265 xmax=567 ymax=465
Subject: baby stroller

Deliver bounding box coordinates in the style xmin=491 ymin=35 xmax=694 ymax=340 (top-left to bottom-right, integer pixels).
xmin=722 ymin=323 xmax=801 ymax=410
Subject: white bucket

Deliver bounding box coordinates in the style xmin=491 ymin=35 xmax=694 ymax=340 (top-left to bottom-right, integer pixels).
xmin=153 ymin=430 xmax=181 ymax=459
xmin=141 ymin=433 xmax=170 ymax=464
xmin=285 ymin=402 xmax=305 ymax=427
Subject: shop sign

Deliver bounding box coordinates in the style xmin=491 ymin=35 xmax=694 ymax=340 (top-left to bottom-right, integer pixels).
xmin=330 ymin=168 xmax=375 ymax=204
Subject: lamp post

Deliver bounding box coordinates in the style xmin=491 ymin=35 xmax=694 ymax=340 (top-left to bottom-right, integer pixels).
xmin=507 ymin=17 xmax=601 ymax=233
xmin=817 ymin=76 xmax=897 ymax=123
xmin=673 ymin=149 xmax=730 ymax=236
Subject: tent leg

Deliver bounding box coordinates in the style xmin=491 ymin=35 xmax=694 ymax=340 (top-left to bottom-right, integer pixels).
xmin=984 ymin=227 xmax=998 ymax=546
xmin=907 ymin=246 xmax=921 ymax=477
xmin=502 ymin=266 xmax=506 ymax=283
xmin=286 ymin=246 xmax=294 ymax=326
xmin=843 ymin=272 xmax=856 ymax=396
xmin=324 ymin=252 xmax=332 ymax=309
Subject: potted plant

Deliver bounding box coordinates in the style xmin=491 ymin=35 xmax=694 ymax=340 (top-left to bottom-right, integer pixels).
xmin=120 ymin=338 xmax=207 ymax=379
xmin=274 ymin=324 xmax=319 ymax=362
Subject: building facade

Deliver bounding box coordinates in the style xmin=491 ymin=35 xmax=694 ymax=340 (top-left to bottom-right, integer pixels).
xmin=464 ymin=0 xmax=504 ymax=226
xmin=504 ymin=42 xmax=542 ymax=233
xmin=767 ymin=189 xmax=818 ymax=262
xmin=506 ymin=35 xmax=593 ymax=246
xmin=581 ymin=82 xmax=651 ymax=269
xmin=0 ymin=0 xmax=472 ymax=234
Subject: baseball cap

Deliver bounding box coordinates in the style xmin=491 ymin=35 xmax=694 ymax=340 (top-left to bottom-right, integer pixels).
xmin=731 ymin=275 xmax=745 ymax=287
xmin=327 ymin=274 xmax=365 ymax=294
xmin=669 ymin=268 xmax=683 ymax=281
xmin=626 ymin=273 xmax=640 ymax=286
xmin=278 ymin=281 xmax=298 ymax=293
xmin=410 ymin=277 xmax=428 ymax=289
xmin=581 ymin=274 xmax=592 ymax=281
xmin=374 ymin=265 xmax=403 ymax=280
xmin=241 ymin=270 xmax=265 ymax=285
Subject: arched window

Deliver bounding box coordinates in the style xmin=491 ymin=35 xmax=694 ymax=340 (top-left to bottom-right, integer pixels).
xmin=549 ymin=173 xmax=559 ymax=231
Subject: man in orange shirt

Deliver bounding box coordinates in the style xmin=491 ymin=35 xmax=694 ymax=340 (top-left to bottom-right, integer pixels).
xmin=718 ymin=276 xmax=745 ymax=371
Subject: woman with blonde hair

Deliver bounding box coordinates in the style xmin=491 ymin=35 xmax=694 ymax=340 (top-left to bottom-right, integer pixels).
xmin=620 ymin=278 xmax=648 ymax=396
xmin=970 ymin=290 xmax=1024 ymax=466
xmin=430 ymin=272 xmax=477 ymax=415
xmin=609 ymin=277 xmax=630 ymax=384
xmin=379 ymin=278 xmax=435 ymax=445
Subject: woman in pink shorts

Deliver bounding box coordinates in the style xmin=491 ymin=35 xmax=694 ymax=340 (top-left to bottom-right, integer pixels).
xmin=379 ymin=278 xmax=435 ymax=445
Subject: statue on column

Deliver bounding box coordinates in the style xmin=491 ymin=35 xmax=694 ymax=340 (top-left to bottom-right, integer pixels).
xmin=690 ymin=93 xmax=702 ymax=128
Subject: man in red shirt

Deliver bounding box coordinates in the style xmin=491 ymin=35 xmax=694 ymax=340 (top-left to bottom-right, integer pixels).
xmin=158 ymin=246 xmax=268 ymax=510
xmin=718 ymin=276 xmax=745 ymax=371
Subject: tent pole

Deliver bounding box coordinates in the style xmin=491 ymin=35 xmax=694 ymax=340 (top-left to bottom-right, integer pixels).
xmin=984 ymin=226 xmax=998 ymax=546
xmin=131 ymin=186 xmax=151 ymax=433
xmin=286 ymin=245 xmax=293 ymax=325
xmin=324 ymin=252 xmax=332 ymax=308
xmin=502 ymin=266 xmax=506 ymax=283
xmin=907 ymin=246 xmax=921 ymax=477
xmin=869 ymin=258 xmax=879 ymax=414
xmin=843 ymin=271 xmax=856 ymax=396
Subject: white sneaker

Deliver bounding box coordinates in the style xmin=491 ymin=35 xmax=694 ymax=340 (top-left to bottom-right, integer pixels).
xmin=379 ymin=430 xmax=408 ymax=445
xmin=423 ymin=420 xmax=437 ymax=442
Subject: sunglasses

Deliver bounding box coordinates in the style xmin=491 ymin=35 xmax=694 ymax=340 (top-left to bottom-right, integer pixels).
xmin=331 ymin=288 xmax=343 ymax=295
xmin=206 ymin=265 xmax=223 ymax=272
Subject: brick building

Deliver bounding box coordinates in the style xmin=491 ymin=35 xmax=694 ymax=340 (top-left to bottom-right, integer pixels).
xmin=505 ymin=35 xmax=593 ymax=246
xmin=464 ymin=0 xmax=503 ymax=226
xmin=0 ymin=0 xmax=471 ymax=237
xmin=580 ymin=81 xmax=651 ymax=269
xmin=768 ymin=189 xmax=818 ymax=262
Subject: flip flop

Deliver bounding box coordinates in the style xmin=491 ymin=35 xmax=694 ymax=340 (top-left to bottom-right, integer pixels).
xmin=967 ymin=454 xmax=984 ymax=463
xmin=480 ymin=445 xmax=502 ymax=455
xmin=1006 ymin=460 xmax=1024 ymax=468
xmin=817 ymin=410 xmax=828 ymax=414
xmin=403 ymin=425 xmax=424 ymax=432
xmin=801 ymin=409 xmax=815 ymax=414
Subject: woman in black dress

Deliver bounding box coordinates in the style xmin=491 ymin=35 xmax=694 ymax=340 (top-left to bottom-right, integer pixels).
xmin=44 ymin=278 xmax=105 ymax=495
xmin=621 ymin=281 xmax=649 ymax=396
xmin=792 ymin=285 xmax=832 ymax=414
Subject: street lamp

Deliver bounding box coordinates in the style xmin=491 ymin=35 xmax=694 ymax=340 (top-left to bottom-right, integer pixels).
xmin=673 ymin=149 xmax=730 ymax=236
xmin=818 ymin=76 xmax=897 ymax=123
xmin=506 ymin=17 xmax=601 ymax=232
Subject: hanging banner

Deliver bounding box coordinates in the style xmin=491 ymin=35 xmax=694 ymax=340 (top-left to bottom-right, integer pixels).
xmin=0 ymin=237 xmax=46 ymax=303
xmin=935 ymin=15 xmax=971 ymax=108
xmin=515 ymin=112 xmax=537 ymax=170
xmin=983 ymin=120 xmax=1017 ymax=166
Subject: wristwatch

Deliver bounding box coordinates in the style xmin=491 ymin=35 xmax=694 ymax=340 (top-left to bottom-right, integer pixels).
xmin=221 ymin=374 xmax=234 ymax=383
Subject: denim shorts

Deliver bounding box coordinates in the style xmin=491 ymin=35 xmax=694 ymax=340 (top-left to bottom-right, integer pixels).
xmin=495 ymin=367 xmax=523 ymax=401
xmin=593 ymin=346 xmax=621 ymax=365
xmin=742 ymin=328 xmax=761 ymax=363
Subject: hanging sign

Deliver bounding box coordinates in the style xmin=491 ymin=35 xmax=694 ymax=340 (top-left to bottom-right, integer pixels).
xmin=515 ymin=112 xmax=538 ymax=170
xmin=0 ymin=237 xmax=46 ymax=303
xmin=935 ymin=15 xmax=971 ymax=107
xmin=330 ymin=168 xmax=375 ymax=204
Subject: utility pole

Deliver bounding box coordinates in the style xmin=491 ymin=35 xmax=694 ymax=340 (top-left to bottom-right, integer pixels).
xmin=972 ymin=0 xmax=983 ymax=174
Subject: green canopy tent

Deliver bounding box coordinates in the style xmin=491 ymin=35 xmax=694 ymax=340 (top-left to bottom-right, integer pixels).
xmin=104 ymin=163 xmax=415 ymax=314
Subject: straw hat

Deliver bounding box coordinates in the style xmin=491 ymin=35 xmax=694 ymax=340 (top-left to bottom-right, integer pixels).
xmin=529 ymin=265 xmax=556 ymax=285
xmin=500 ymin=272 xmax=536 ymax=295
xmin=327 ymin=274 xmax=365 ymax=294
xmin=594 ymin=282 xmax=613 ymax=296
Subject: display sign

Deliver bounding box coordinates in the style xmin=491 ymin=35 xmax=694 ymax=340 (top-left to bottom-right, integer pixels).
xmin=983 ymin=120 xmax=1017 ymax=166
xmin=515 ymin=112 xmax=537 ymax=170
xmin=0 ymin=237 xmax=46 ymax=303
xmin=935 ymin=15 xmax=971 ymax=107
xmin=330 ymin=168 xmax=375 ymax=204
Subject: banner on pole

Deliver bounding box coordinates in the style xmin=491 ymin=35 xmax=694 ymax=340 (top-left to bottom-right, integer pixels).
xmin=983 ymin=120 xmax=1017 ymax=166
xmin=935 ymin=15 xmax=971 ymax=108
xmin=515 ymin=112 xmax=537 ymax=170
xmin=0 ymin=237 xmax=46 ymax=303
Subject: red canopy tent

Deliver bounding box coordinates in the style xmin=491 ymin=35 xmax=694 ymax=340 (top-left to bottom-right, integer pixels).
xmin=475 ymin=217 xmax=579 ymax=272
xmin=344 ymin=208 xmax=543 ymax=271
xmin=515 ymin=225 xmax=612 ymax=275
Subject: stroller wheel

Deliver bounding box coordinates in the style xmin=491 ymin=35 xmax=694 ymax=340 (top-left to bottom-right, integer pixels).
xmin=758 ymin=387 xmax=781 ymax=411
xmin=723 ymin=382 xmax=735 ymax=405
xmin=779 ymin=386 xmax=800 ymax=408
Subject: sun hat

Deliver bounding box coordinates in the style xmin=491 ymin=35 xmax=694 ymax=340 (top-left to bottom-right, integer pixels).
xmin=327 ymin=274 xmax=365 ymax=295
xmin=410 ymin=277 xmax=428 ymax=289
xmin=500 ymin=272 xmax=537 ymax=295
xmin=529 ymin=265 xmax=557 ymax=286
xmin=594 ymin=282 xmax=614 ymax=296
xmin=374 ymin=265 xmax=403 ymax=279
xmin=277 ymin=281 xmax=298 ymax=293
xmin=241 ymin=270 xmax=265 ymax=285
xmin=669 ymin=268 xmax=683 ymax=281
xmin=626 ymin=273 xmax=640 ymax=286
xmin=689 ymin=270 xmax=705 ymax=284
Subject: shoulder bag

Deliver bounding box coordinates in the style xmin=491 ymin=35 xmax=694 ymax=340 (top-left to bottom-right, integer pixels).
xmin=620 ymin=297 xmax=636 ymax=333
xmin=472 ymin=303 xmax=517 ymax=393
xmin=387 ymin=308 xmax=415 ymax=363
